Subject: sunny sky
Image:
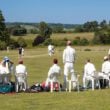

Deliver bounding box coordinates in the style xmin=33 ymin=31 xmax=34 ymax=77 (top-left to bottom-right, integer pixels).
xmin=0 ymin=0 xmax=110 ymax=24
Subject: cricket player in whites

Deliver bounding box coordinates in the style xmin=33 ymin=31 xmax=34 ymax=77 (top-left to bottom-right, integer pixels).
xmin=48 ymin=44 xmax=54 ymax=56
xmin=63 ymin=40 xmax=76 ymax=91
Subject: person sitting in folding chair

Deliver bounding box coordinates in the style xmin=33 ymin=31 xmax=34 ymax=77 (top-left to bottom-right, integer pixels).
xmin=2 ymin=56 xmax=14 ymax=82
xmin=45 ymin=58 xmax=61 ymax=92
xmin=0 ymin=56 xmax=14 ymax=84
xmin=15 ymin=60 xmax=28 ymax=92
xmin=0 ymin=61 xmax=10 ymax=84
xmin=83 ymin=59 xmax=96 ymax=90
xmin=99 ymin=56 xmax=110 ymax=88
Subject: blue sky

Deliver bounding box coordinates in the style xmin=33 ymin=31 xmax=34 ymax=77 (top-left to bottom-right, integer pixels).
xmin=0 ymin=0 xmax=110 ymax=24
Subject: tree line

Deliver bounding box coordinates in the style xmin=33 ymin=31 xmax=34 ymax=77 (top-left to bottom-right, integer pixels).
xmin=6 ymin=20 xmax=110 ymax=34
xmin=0 ymin=10 xmax=110 ymax=50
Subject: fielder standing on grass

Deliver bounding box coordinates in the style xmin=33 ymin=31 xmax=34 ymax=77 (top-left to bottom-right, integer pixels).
xmin=18 ymin=46 xmax=24 ymax=59
xmin=48 ymin=44 xmax=54 ymax=56
xmin=63 ymin=40 xmax=76 ymax=91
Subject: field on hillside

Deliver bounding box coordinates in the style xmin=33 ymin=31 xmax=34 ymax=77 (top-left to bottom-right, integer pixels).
xmin=0 ymin=46 xmax=110 ymax=110
xmin=11 ymin=32 xmax=94 ymax=48
xmin=11 ymin=32 xmax=94 ymax=40
xmin=51 ymin=32 xmax=94 ymax=40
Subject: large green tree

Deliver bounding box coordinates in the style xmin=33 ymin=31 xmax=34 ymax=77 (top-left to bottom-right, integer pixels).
xmin=83 ymin=21 xmax=98 ymax=32
xmin=100 ymin=20 xmax=107 ymax=29
xmin=0 ymin=10 xmax=10 ymax=45
xmin=38 ymin=21 xmax=52 ymax=39
xmin=10 ymin=25 xmax=27 ymax=36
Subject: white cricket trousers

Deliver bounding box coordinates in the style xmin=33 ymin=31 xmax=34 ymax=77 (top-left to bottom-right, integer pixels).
xmin=63 ymin=62 xmax=76 ymax=89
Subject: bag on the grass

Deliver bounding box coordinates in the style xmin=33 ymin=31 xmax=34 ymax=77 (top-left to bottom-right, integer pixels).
xmin=41 ymin=81 xmax=61 ymax=92
xmin=0 ymin=83 xmax=13 ymax=93
xmin=30 ymin=83 xmax=43 ymax=92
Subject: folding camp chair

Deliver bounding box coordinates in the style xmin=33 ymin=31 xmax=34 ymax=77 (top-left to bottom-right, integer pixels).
xmin=68 ymin=74 xmax=80 ymax=92
xmin=98 ymin=72 xmax=110 ymax=88
xmin=15 ymin=73 xmax=27 ymax=92
xmin=49 ymin=73 xmax=61 ymax=93
xmin=83 ymin=71 xmax=100 ymax=91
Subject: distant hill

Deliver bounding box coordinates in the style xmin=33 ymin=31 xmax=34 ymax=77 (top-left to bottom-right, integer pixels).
xmin=6 ymin=22 xmax=82 ymax=29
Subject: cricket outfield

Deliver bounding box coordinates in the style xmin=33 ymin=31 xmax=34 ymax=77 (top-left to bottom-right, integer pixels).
xmin=0 ymin=46 xmax=110 ymax=110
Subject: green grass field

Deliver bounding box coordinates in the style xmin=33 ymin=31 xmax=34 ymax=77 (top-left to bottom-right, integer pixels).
xmin=0 ymin=46 xmax=110 ymax=110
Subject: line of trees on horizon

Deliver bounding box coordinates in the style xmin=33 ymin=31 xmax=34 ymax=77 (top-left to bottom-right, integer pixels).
xmin=1 ymin=10 xmax=110 ymax=49
xmin=6 ymin=20 xmax=110 ymax=33
xmin=6 ymin=20 xmax=110 ymax=36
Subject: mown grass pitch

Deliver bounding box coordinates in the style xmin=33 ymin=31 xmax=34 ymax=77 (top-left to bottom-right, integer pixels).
xmin=0 ymin=46 xmax=110 ymax=110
